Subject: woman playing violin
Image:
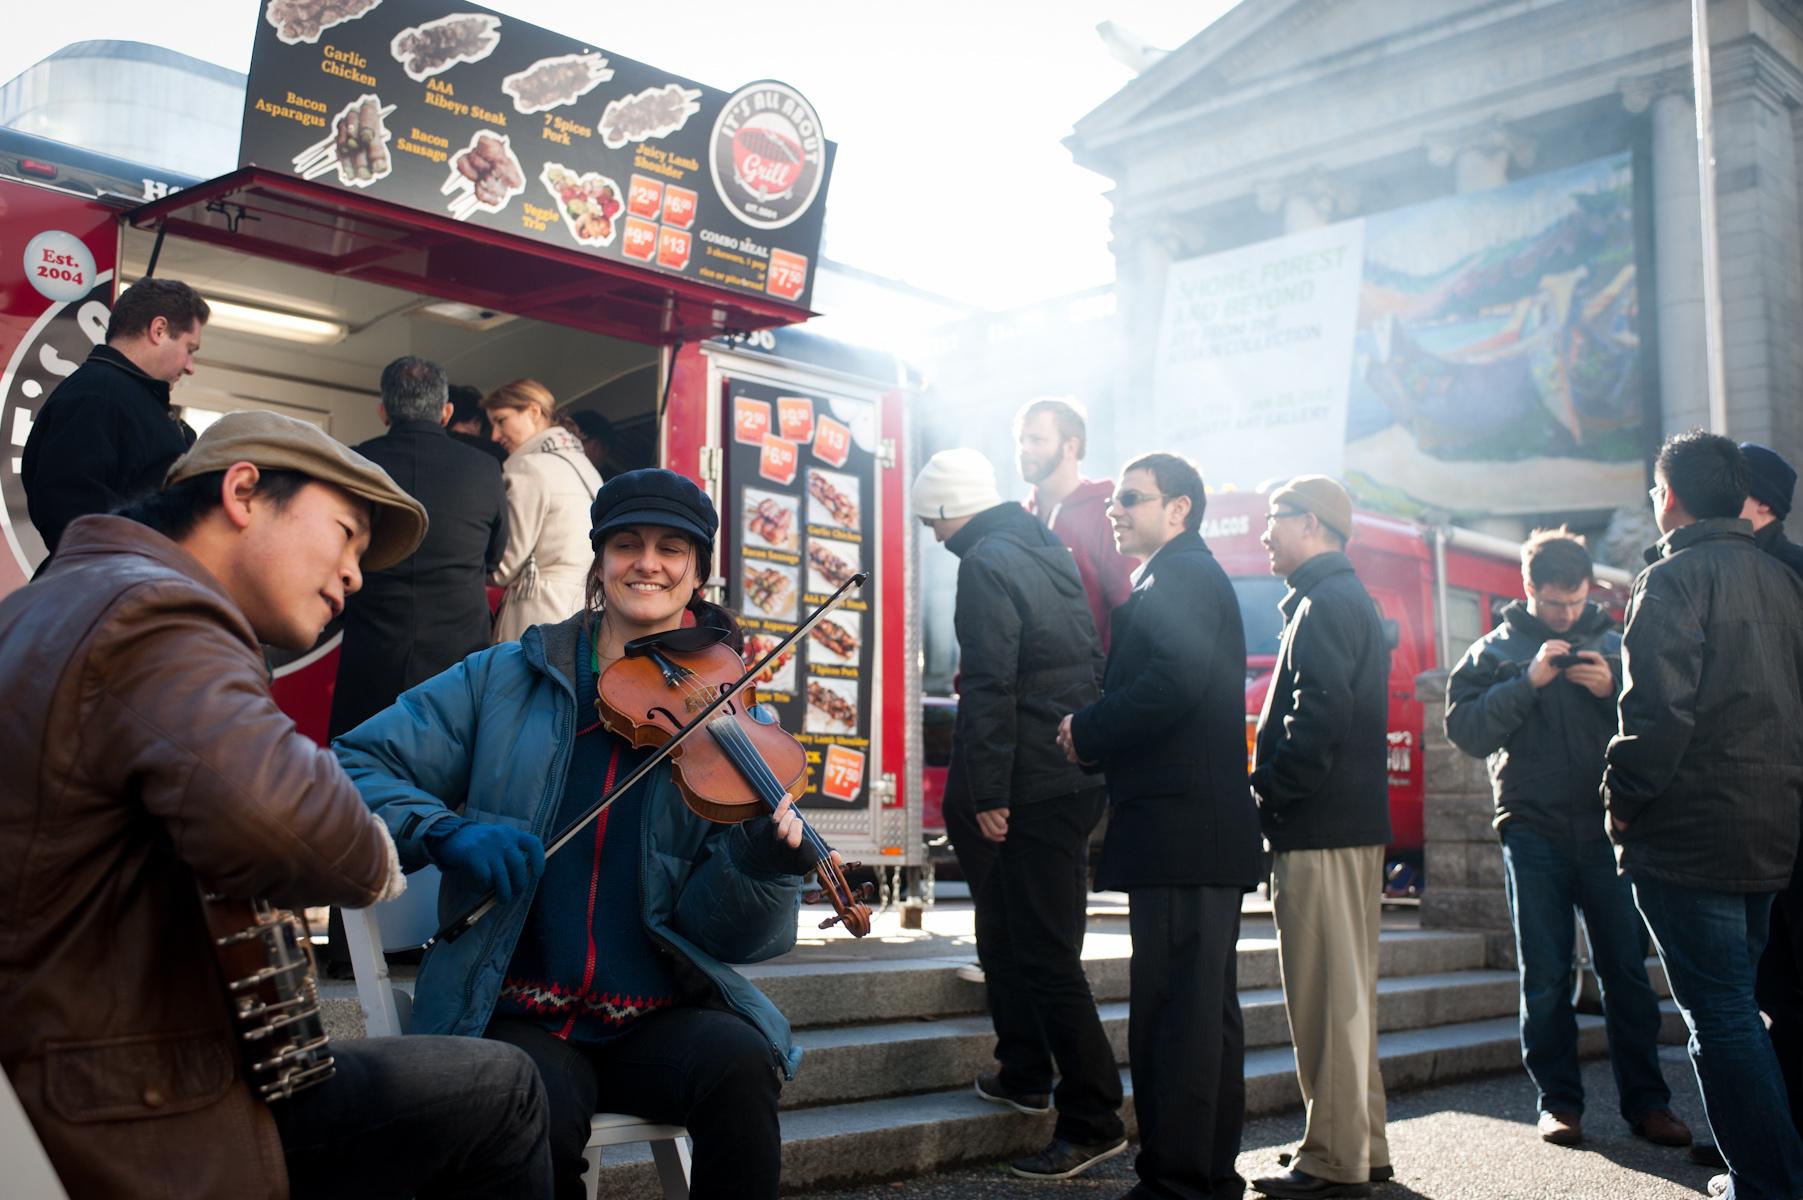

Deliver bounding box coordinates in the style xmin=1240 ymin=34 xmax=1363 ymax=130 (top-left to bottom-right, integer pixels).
xmin=336 ymin=468 xmax=817 ymax=1199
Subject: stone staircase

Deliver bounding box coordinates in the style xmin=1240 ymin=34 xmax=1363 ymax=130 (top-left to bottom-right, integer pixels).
xmin=319 ymin=899 xmax=1683 ymax=1197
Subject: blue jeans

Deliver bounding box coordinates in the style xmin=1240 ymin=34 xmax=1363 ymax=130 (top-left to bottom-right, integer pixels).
xmin=1500 ymin=827 xmax=1670 ymax=1121
xmin=1633 ymin=877 xmax=1803 ymax=1200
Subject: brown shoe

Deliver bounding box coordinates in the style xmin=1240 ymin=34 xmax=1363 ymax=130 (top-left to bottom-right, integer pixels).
xmin=1631 ymin=1109 xmax=1692 ymax=1147
xmin=1538 ymin=1111 xmax=1583 ymax=1146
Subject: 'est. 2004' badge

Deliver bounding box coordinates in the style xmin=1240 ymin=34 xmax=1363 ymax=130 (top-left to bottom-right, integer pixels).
xmin=709 ymin=81 xmax=825 ymax=232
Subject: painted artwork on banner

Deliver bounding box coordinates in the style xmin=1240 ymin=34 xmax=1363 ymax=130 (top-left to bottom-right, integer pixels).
xmin=1345 ymin=153 xmax=1643 ymax=514
xmin=728 ymin=381 xmax=877 ymax=810
xmin=1151 ymin=153 xmax=1645 ymax=516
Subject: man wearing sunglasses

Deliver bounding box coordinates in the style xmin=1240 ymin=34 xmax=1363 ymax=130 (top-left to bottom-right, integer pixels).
xmin=1249 ymin=475 xmax=1392 ymax=1199
xmin=1058 ymin=452 xmax=1263 ymax=1200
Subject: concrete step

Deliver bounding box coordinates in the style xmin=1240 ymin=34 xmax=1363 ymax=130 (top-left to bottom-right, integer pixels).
xmin=740 ymin=927 xmax=1489 ymax=1029
xmin=593 ymin=1009 xmax=1690 ymax=1197
xmin=781 ymin=969 xmax=1522 ymax=1109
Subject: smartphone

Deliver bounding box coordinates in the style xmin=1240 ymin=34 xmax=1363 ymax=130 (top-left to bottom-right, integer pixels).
xmin=1548 ymin=653 xmax=1586 ymax=668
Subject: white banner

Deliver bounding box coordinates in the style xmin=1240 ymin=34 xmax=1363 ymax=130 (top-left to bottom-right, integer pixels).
xmin=1151 ymin=219 xmax=1365 ymax=490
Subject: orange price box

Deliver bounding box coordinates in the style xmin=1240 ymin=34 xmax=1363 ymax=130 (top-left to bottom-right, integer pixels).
xmin=623 ymin=217 xmax=657 ymax=261
xmin=821 ymin=744 xmax=866 ymax=802
xmin=813 ymin=415 xmax=852 ymax=469
xmin=662 ymin=185 xmax=698 ymax=229
xmin=627 ymin=174 xmax=663 ymax=219
xmin=733 ymin=397 xmax=771 ymax=445
xmin=777 ymin=395 xmax=815 ymax=444
xmin=766 ymin=248 xmax=808 ymax=302
xmin=759 ymin=433 xmax=800 ymax=486
xmin=657 ymin=226 xmax=692 ymax=270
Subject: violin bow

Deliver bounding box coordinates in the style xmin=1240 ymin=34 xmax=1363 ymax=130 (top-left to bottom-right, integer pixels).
xmin=430 ymin=571 xmax=869 ymax=945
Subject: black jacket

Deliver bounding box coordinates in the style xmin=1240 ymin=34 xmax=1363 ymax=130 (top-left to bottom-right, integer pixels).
xmin=1604 ymin=518 xmax=1803 ymax=891
xmin=1755 ymin=519 xmax=1803 ymax=582
xmin=1445 ymin=602 xmax=1621 ymax=842
xmin=1069 ymin=529 xmax=1263 ymax=890
xmin=1251 ymin=551 xmax=1392 ymax=852
xmin=21 ymin=346 xmax=194 ymax=555
xmin=945 ymin=502 xmax=1102 ymax=813
xmin=328 ymin=420 xmax=508 ymax=737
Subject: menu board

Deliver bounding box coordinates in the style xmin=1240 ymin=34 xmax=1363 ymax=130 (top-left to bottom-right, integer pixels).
xmin=240 ymin=0 xmax=832 ymax=308
xmin=727 ymin=381 xmax=876 ymax=811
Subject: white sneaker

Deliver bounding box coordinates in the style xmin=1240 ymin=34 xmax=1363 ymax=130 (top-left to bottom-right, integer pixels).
xmin=955 ymin=961 xmax=985 ymax=984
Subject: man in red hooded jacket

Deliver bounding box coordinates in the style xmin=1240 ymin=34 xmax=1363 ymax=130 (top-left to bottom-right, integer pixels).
xmin=1017 ymin=398 xmax=1136 ymax=651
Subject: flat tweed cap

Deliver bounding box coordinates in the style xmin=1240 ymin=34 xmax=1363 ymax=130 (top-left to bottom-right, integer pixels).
xmin=165 ymin=410 xmax=428 ymax=571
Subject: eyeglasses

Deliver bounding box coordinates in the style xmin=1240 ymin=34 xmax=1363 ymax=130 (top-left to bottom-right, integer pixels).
xmin=1648 ymin=483 xmax=1667 ymax=504
xmin=1112 ymin=488 xmax=1165 ymax=509
xmin=1265 ymin=508 xmax=1308 ymax=528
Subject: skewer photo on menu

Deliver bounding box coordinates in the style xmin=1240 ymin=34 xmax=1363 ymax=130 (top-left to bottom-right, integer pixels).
xmin=744 ymin=487 xmax=800 ymax=552
xmin=598 ymin=83 xmax=704 ymax=149
xmin=293 ymin=94 xmax=393 ymax=186
xmin=265 ymin=0 xmax=383 ymax=46
xmin=807 ymin=614 xmax=860 ymax=665
xmin=443 ymin=131 xmax=525 ymax=220
xmin=807 ymin=468 xmax=860 ymax=531
xmin=806 ymin=539 xmax=858 ymax=592
xmin=391 ymin=12 xmax=502 ymax=81
xmin=742 ymin=563 xmax=798 ymax=622
xmin=805 ymin=677 xmax=859 ymax=734
xmin=741 ymin=632 xmax=797 ymax=694
xmin=503 ymin=52 xmax=613 ymax=114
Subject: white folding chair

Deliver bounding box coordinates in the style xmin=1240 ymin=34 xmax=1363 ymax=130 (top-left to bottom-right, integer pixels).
xmin=344 ymin=871 xmax=692 ymax=1199
xmin=0 ymin=1065 xmax=70 ymax=1199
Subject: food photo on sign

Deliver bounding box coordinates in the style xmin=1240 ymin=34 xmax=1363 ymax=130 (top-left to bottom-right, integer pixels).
xmin=742 ymin=632 xmax=798 ymax=695
xmin=443 ymin=130 xmax=525 ymax=219
xmin=807 ymin=613 xmax=861 ymax=666
xmin=805 ymin=676 xmax=859 ymax=735
xmin=807 ymin=467 xmax=859 ymax=531
xmin=743 ymin=487 xmax=799 ymax=552
xmin=502 ymin=51 xmax=613 ymax=113
xmin=743 ymin=563 xmax=798 ymax=622
xmin=806 ymin=538 xmax=858 ymax=592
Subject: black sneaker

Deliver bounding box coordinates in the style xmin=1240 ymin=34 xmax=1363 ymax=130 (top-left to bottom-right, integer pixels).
xmin=974 ymin=1070 xmax=1051 ymax=1115
xmin=1277 ymin=1150 xmax=1394 ymax=1184
xmin=1009 ymin=1135 xmax=1129 ymax=1179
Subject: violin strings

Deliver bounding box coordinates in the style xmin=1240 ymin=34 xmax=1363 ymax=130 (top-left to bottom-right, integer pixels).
xmin=657 ymin=657 xmax=847 ymax=902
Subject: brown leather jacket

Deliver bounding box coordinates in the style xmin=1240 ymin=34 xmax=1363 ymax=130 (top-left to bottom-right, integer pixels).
xmin=0 ymin=516 xmax=402 ymax=1199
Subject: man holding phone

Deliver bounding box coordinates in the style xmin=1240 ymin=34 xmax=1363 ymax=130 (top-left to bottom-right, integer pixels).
xmin=1445 ymin=528 xmax=1689 ymax=1151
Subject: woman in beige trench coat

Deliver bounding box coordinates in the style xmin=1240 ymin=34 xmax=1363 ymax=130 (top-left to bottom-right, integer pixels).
xmin=483 ymin=378 xmax=603 ymax=643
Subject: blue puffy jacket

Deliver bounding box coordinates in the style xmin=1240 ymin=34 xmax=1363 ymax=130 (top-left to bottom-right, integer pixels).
xmin=334 ymin=613 xmax=805 ymax=1078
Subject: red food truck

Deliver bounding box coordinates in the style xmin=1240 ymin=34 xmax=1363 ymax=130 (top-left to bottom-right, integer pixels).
xmin=0 ymin=8 xmax=930 ymax=897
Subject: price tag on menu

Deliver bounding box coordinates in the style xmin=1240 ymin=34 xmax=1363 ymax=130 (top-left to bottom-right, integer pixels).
xmin=662 ymin=185 xmax=698 ymax=229
xmin=821 ymin=744 xmax=866 ymax=802
xmin=777 ymin=395 xmax=815 ymax=444
xmin=765 ymin=248 xmax=809 ymax=302
xmin=623 ymin=217 xmax=657 ymax=261
xmin=813 ymin=415 xmax=852 ymax=469
xmin=759 ymin=433 xmax=799 ymax=485
xmin=627 ymin=174 xmax=663 ymax=218
xmin=734 ymin=396 xmax=772 ymax=444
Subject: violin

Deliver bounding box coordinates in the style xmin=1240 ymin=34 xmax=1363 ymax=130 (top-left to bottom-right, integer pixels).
xmin=596 ymin=634 xmax=874 ymax=936
xmin=432 ymin=573 xmax=873 ymax=946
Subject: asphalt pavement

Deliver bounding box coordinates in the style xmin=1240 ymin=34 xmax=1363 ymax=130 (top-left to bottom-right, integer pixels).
xmin=789 ymin=1048 xmax=1722 ymax=1199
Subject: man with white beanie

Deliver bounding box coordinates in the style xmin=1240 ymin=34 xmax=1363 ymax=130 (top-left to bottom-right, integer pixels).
xmin=915 ymin=447 xmax=1125 ymax=1180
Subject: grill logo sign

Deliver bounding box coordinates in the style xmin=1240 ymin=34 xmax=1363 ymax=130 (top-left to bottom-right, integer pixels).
xmin=710 ymin=81 xmax=825 ymax=231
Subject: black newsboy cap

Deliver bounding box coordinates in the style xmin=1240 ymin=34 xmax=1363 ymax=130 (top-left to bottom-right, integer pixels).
xmin=589 ymin=468 xmax=718 ymax=551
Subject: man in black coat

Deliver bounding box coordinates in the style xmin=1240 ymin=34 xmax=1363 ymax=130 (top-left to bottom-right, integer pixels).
xmin=448 ymin=383 xmax=509 ymax=464
xmin=328 ymin=357 xmax=507 ymax=737
xmin=1060 ymin=451 xmax=1263 ymax=1200
xmin=1249 ymin=475 xmax=1391 ymax=1200
xmin=914 ymin=447 xmax=1125 ymax=1183
xmin=1740 ymin=443 xmax=1803 ymax=1149
xmin=1445 ymin=529 xmax=1687 ymax=1150
xmin=22 ymin=278 xmax=208 ymax=557
xmin=1605 ymin=430 xmax=1803 ymax=1200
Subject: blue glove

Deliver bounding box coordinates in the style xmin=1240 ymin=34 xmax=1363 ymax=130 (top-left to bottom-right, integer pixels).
xmin=427 ymin=820 xmax=545 ymax=903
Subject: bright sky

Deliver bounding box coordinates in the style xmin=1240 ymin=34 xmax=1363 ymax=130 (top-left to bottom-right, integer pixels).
xmin=7 ymin=3 xmax=1234 ymax=312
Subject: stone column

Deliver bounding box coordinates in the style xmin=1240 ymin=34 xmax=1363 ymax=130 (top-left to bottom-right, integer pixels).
xmin=1425 ymin=117 xmax=1536 ymax=194
xmin=1635 ymin=79 xmax=1709 ymax=435
xmin=1416 ymin=668 xmax=1515 ymax=968
xmin=1255 ymin=170 xmax=1360 ymax=234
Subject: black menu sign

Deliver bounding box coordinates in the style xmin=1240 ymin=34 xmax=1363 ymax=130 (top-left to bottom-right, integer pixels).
xmin=727 ymin=381 xmax=876 ymax=811
xmin=241 ymin=0 xmax=832 ymax=308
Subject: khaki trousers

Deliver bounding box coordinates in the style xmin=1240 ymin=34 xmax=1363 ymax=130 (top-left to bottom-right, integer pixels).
xmin=1271 ymin=844 xmax=1390 ymax=1184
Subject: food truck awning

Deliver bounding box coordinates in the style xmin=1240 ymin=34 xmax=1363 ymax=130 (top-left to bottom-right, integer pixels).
xmin=126 ymin=168 xmax=815 ymax=344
